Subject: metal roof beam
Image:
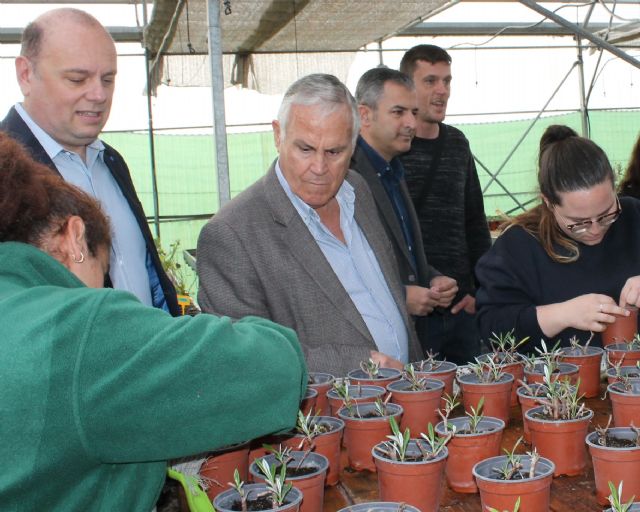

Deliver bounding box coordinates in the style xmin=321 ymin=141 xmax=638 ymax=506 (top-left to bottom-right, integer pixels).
xmin=0 ymin=26 xmax=143 ymax=44
xmin=400 ymin=21 xmax=613 ymax=36
xmin=518 ymin=0 xmax=640 ymax=70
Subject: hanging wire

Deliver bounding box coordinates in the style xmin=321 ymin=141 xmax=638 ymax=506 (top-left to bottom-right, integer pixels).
xmin=185 ymin=0 xmax=196 ymax=54
xmin=292 ymin=0 xmax=300 ymax=77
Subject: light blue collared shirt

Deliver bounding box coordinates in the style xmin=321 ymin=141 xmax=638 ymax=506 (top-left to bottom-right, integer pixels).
xmin=275 ymin=161 xmax=409 ymax=363
xmin=15 ymin=103 xmax=154 ymax=307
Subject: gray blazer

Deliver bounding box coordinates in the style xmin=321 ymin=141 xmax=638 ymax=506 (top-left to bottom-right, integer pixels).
xmin=196 ymin=163 xmax=423 ymax=376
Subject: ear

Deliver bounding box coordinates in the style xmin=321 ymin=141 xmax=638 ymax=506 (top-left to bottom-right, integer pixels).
xmin=541 ymin=194 xmax=552 ymax=209
xmin=15 ymin=56 xmax=34 ymax=97
xmin=58 ymin=216 xmax=88 ymax=268
xmin=272 ymin=120 xmax=282 ymax=152
xmin=358 ymin=104 xmax=372 ymax=126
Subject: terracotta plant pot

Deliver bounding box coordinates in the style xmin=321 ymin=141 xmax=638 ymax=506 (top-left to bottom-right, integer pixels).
xmin=414 ymin=360 xmax=458 ymax=408
xmin=435 ymin=416 xmax=505 ymax=493
xmin=477 ymin=353 xmax=524 ymax=406
xmin=338 ymin=402 xmax=403 ymax=472
xmin=457 ymin=372 xmax=514 ymax=426
xmin=387 ymin=378 xmax=444 ymax=436
xmin=200 ymin=441 xmax=249 ymax=501
xmin=307 ymin=372 xmax=335 ymax=416
xmin=372 ymin=439 xmax=448 ymax=511
xmin=602 ymin=306 xmax=639 ymax=346
xmin=606 ymin=365 xmax=640 ymax=386
xmin=525 ymin=405 xmax=594 ymax=476
xmin=524 ymin=362 xmax=579 ymax=386
xmin=473 ymin=454 xmax=555 ymax=512
xmin=606 ymin=343 xmax=640 ymax=369
xmin=281 ymin=416 xmax=345 ymax=487
xmin=346 ymin=367 xmax=402 ymax=387
xmin=559 ymin=346 xmax=604 ymax=398
xmin=326 ymin=384 xmax=386 ymax=418
xmin=337 ymin=502 xmax=421 ymax=512
xmin=516 ymin=384 xmax=547 ymax=443
xmin=213 ymin=482 xmax=303 ymax=512
xmin=586 ymin=428 xmax=640 ymax=506
xmin=300 ymin=387 xmax=318 ymax=416
xmin=609 ymin=381 xmax=640 ymax=427
xmin=250 ymin=451 xmax=328 ymax=512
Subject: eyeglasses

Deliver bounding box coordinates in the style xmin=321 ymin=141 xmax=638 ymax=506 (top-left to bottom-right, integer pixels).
xmin=554 ymin=196 xmax=621 ymax=234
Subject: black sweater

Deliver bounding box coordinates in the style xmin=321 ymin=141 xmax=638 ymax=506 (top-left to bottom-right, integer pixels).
xmin=400 ymin=123 xmax=491 ymax=302
xmin=475 ymin=196 xmax=640 ymax=352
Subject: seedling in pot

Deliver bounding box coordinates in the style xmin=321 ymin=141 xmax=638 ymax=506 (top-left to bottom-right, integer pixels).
xmin=488 ymin=330 xmax=529 ymax=364
xmin=360 ymin=358 xmax=380 ymax=379
xmin=295 ymin=410 xmax=320 ymax=451
xmin=533 ymin=339 xmax=563 ymax=374
xmin=253 ymin=458 xmax=294 ymax=508
xmin=467 ymin=357 xmax=505 ymax=383
xmin=228 ymin=468 xmax=248 ymax=512
xmin=492 ymin=437 xmax=540 ymax=480
xmin=486 ymin=496 xmax=521 ymax=512
xmin=436 ymin=391 xmax=461 ymax=433
xmin=402 ymin=363 xmax=430 ymax=391
xmin=465 ymin=396 xmax=486 ymax=434
xmin=332 ymin=378 xmax=356 ymax=417
xmin=374 ymin=416 xmax=411 ymax=461
xmin=567 ymin=332 xmax=594 ymax=355
xmin=415 ymin=349 xmax=446 ymax=372
xmin=373 ymin=395 xmax=393 ymax=417
xmin=533 ymin=364 xmax=587 ymax=420
xmin=594 ymin=415 xmax=640 ymax=448
xmin=607 ymin=481 xmax=636 ymax=512
xmin=418 ymin=423 xmax=453 ymax=460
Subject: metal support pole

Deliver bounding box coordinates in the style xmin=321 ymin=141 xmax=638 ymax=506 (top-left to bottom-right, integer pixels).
xmin=377 ymin=39 xmax=384 ymax=66
xmin=207 ymin=0 xmax=231 ymax=208
xmin=518 ymin=0 xmax=640 ymax=70
xmin=142 ymin=0 xmax=161 ymax=238
xmin=576 ymin=37 xmax=590 ymax=138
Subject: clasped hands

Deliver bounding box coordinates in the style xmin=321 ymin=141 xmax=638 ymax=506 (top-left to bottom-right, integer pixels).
xmin=405 ymin=275 xmax=459 ymax=316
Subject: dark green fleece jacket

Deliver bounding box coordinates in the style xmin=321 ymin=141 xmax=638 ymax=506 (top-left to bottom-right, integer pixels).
xmin=0 ymin=242 xmax=307 ymax=511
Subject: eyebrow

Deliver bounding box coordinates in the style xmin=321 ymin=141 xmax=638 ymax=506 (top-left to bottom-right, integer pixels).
xmin=566 ymin=199 xmax=616 ymax=222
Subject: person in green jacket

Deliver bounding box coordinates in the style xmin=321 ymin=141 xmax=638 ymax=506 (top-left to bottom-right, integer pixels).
xmin=0 ymin=132 xmax=308 ymax=510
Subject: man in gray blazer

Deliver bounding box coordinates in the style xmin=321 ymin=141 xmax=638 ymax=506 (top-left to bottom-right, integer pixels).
xmin=197 ymin=74 xmax=423 ymax=376
xmin=350 ymin=67 xmax=458 ymax=353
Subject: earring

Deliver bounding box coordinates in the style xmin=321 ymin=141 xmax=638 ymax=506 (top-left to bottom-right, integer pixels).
xmin=73 ymin=251 xmax=85 ymax=264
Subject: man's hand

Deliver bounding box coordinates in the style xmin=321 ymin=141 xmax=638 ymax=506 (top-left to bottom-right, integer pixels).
xmin=370 ymin=350 xmax=404 ymax=371
xmin=405 ymin=285 xmax=440 ymax=315
xmin=429 ymin=275 xmax=458 ymax=309
xmin=451 ymin=293 xmax=476 ymax=315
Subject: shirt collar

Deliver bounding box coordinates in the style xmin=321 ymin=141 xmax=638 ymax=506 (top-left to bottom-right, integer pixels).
xmin=14 ymin=102 xmax=105 ymax=161
xmin=275 ymin=159 xmax=355 ymax=226
xmin=357 ymin=135 xmax=404 ymax=181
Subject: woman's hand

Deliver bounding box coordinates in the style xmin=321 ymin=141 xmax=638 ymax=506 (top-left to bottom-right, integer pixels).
xmin=537 ymin=293 xmax=629 ymax=337
xmin=620 ymin=276 xmax=640 ymax=308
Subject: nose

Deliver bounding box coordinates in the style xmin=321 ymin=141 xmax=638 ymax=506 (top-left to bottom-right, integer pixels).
xmin=309 ymin=151 xmax=329 ymax=175
xmin=405 ymin=111 xmax=417 ymax=130
xmin=85 ymin=77 xmax=109 ymax=103
xmin=434 ymin=80 xmax=448 ymax=95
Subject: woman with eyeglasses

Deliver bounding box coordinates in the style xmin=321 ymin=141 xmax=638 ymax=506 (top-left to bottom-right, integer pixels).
xmin=475 ymin=125 xmax=640 ymax=353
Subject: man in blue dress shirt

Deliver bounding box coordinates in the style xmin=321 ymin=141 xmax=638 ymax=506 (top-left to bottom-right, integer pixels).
xmin=197 ymin=74 xmax=423 ymax=375
xmin=350 ymin=67 xmax=458 ymax=354
xmin=0 ymin=8 xmax=179 ymax=315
